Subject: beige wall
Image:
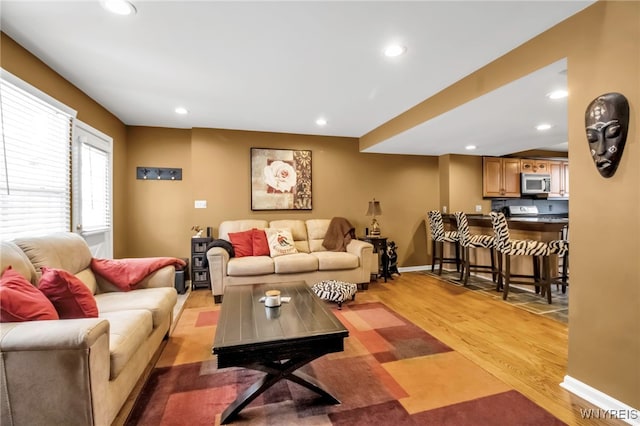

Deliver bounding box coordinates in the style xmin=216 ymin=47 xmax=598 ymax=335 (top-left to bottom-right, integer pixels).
xmin=565 ymin=2 xmax=639 ymax=408
xmin=122 ymin=127 xmax=440 ymax=266
xmin=441 ymin=155 xmax=491 ymax=214
xmin=125 ymin=127 xmax=193 ymax=258
xmin=1 ymin=34 xmax=129 ymax=257
xmin=361 ymin=1 xmax=640 ymax=409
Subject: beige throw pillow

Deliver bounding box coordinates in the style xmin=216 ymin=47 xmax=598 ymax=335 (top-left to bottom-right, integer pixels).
xmin=265 ymin=228 xmax=298 ymax=257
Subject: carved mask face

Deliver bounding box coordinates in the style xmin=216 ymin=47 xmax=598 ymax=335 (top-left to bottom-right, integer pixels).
xmin=585 ymin=93 xmax=629 ymax=178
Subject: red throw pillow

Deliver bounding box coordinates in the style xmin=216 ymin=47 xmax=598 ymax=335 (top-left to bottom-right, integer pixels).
xmin=38 ymin=267 xmax=99 ymax=319
xmin=0 ymin=266 xmax=59 ymax=322
xmin=228 ymin=229 xmax=254 ymax=257
xmin=252 ymin=229 xmax=270 ymax=256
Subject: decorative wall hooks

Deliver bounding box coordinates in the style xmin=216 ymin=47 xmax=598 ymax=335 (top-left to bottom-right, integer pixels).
xmin=136 ymin=167 xmax=182 ymax=181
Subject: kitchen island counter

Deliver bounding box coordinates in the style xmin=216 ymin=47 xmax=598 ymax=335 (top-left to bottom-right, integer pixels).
xmin=461 ymin=215 xmax=568 ymax=233
xmin=440 ymin=213 xmax=568 ymax=280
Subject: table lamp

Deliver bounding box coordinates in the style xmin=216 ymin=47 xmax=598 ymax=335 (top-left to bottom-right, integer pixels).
xmin=366 ymin=199 xmax=382 ymax=236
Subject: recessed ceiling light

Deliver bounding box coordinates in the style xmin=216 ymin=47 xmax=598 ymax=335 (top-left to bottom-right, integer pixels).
xmin=175 ymin=107 xmax=188 ymax=115
xmin=101 ymin=0 xmax=137 ymax=16
xmin=315 ymin=118 xmax=327 ymax=126
xmin=383 ymin=45 xmax=407 ymax=57
xmin=536 ymin=123 xmax=552 ymax=131
xmin=547 ymin=90 xmax=568 ymax=99
xmin=465 ymin=145 xmax=477 ymax=150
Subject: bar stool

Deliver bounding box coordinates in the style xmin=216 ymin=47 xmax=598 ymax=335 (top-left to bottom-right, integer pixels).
xmin=549 ymin=238 xmax=569 ymax=293
xmin=427 ymin=210 xmax=460 ymax=275
xmin=453 ymin=211 xmax=496 ymax=285
xmin=490 ymin=212 xmax=554 ymax=304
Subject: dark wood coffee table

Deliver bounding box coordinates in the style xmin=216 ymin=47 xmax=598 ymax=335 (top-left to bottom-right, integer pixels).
xmin=212 ymin=281 xmax=349 ymax=424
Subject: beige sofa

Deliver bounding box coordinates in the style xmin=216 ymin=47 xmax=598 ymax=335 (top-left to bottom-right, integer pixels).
xmin=206 ymin=219 xmax=374 ymax=302
xmin=0 ymin=233 xmax=178 ymax=426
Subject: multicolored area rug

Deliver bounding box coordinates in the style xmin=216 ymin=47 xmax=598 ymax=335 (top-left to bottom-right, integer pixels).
xmin=126 ymin=300 xmax=564 ymax=425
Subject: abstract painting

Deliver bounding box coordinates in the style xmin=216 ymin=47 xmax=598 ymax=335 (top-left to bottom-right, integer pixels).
xmin=251 ymin=148 xmax=312 ymax=210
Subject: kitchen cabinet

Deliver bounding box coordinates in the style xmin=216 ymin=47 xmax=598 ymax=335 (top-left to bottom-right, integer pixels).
xmin=549 ymin=160 xmax=569 ymax=198
xmin=520 ymin=159 xmax=550 ymax=174
xmin=483 ymin=157 xmax=521 ymax=197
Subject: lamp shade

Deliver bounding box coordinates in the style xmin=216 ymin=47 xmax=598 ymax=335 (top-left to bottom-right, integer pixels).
xmin=366 ymin=199 xmax=382 ymax=216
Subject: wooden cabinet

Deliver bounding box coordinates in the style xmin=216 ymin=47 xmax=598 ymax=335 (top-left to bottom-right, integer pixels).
xmin=548 ymin=160 xmax=569 ymax=198
xmin=191 ymin=237 xmax=212 ymax=290
xmin=520 ymin=159 xmax=550 ymax=174
xmin=483 ymin=157 xmax=521 ymax=197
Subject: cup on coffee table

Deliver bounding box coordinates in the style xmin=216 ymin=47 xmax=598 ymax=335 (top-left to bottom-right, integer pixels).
xmin=264 ymin=290 xmax=281 ymax=307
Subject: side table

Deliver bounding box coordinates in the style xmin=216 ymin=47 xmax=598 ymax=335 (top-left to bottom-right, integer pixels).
xmin=358 ymin=236 xmax=391 ymax=282
xmin=191 ymin=237 xmax=213 ymax=290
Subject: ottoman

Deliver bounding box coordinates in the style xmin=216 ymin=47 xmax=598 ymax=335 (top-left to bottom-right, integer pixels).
xmin=312 ymin=280 xmax=358 ymax=309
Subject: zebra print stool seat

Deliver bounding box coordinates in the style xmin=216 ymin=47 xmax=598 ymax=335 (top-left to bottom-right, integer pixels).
xmin=454 ymin=211 xmax=496 ymax=285
xmin=427 ymin=210 xmax=460 ymax=275
xmin=311 ymin=280 xmax=357 ymax=309
xmin=490 ymin=211 xmax=554 ymax=304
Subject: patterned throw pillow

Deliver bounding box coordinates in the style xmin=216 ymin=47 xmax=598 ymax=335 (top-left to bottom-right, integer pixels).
xmin=265 ymin=228 xmax=298 ymax=258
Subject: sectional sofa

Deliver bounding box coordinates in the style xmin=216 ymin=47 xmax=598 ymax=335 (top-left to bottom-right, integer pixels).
xmin=0 ymin=232 xmax=178 ymax=426
xmin=206 ymin=219 xmax=374 ymax=302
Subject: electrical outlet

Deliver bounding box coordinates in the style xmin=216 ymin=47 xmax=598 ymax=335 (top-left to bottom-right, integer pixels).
xmin=442 ymin=206 xmax=447 ymax=213
xmin=475 ymin=205 xmax=482 ymax=212
xmin=194 ymin=200 xmax=207 ymax=209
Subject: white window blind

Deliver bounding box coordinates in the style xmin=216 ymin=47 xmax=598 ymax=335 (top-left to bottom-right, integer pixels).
xmin=0 ymin=74 xmax=74 ymax=240
xmin=80 ymin=142 xmax=111 ymax=232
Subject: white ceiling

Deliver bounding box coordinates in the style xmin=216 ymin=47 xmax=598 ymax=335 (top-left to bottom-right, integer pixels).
xmin=0 ymin=1 xmax=594 ymax=156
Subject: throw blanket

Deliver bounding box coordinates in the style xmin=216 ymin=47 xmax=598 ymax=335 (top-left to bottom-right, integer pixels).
xmin=322 ymin=217 xmax=355 ymax=252
xmin=91 ymin=257 xmax=186 ymax=291
xmin=202 ymin=239 xmax=235 ymax=268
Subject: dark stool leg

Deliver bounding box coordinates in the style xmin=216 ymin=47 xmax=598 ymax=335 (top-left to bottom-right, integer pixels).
xmin=490 ymin=248 xmax=497 ymax=283
xmin=561 ymin=252 xmax=569 ymax=293
xmin=455 ymin=242 xmax=461 ymax=272
xmin=533 ymin=256 xmax=540 ymax=294
xmin=431 ymin=239 xmax=437 ymax=272
xmin=543 ymin=256 xmax=552 ymax=304
xmin=458 ymin=244 xmax=466 ymax=281
xmin=496 ymin=252 xmax=503 ymax=291
xmin=503 ymin=254 xmax=511 ymax=300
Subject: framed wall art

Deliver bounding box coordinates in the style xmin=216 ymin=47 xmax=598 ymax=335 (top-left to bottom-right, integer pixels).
xmin=251 ymin=148 xmax=312 ymax=210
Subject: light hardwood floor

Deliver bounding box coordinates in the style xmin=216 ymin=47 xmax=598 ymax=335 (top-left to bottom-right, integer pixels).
xmin=117 ymin=272 xmax=625 ymax=426
xmin=356 ymin=271 xmax=624 ymax=426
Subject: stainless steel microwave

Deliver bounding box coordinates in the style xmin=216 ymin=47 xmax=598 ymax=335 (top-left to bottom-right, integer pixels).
xmin=521 ymin=173 xmax=551 ymax=195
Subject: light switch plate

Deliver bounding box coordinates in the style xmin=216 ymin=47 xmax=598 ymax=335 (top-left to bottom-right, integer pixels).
xmin=194 ymin=200 xmax=207 ymax=209
xmin=442 ymin=206 xmax=447 ymax=213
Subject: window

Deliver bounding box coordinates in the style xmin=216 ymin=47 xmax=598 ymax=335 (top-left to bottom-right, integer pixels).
xmin=0 ymin=70 xmax=77 ymax=240
xmin=78 ymin=132 xmax=111 ymax=232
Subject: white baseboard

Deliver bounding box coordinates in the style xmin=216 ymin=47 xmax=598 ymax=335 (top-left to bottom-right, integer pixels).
xmin=560 ymin=375 xmax=640 ymax=425
xmin=397 ymin=265 xmax=431 ymax=273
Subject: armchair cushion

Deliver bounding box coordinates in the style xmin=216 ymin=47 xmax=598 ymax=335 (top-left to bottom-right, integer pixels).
xmin=0 ymin=266 xmax=59 ymax=322
xmin=38 ymin=267 xmax=98 ymax=319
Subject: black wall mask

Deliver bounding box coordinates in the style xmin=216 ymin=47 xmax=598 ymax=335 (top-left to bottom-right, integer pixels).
xmin=585 ymin=92 xmax=630 ymax=178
